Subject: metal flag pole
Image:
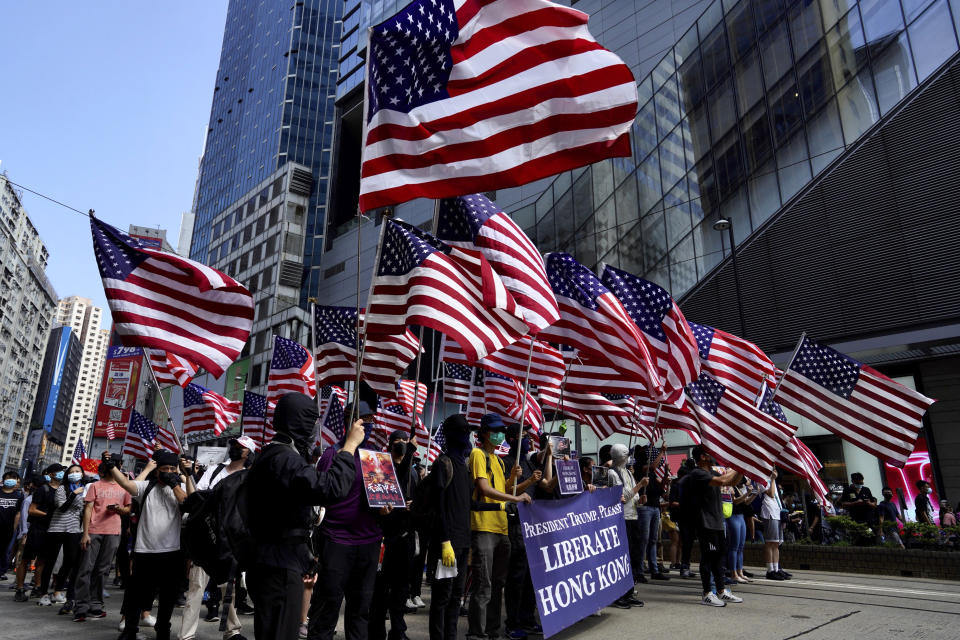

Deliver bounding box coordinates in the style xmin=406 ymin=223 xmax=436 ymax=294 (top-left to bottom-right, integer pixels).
xmin=768 ymin=332 xmax=807 ymax=403
xmin=425 ymin=330 xmax=440 ymax=456
xmin=351 ymin=216 xmax=387 ymax=425
xmin=309 ymin=300 xmax=325 ymax=423
xmin=144 ymin=357 xmax=184 ymax=452
xmin=409 ymin=326 xmax=425 ymax=437
xmin=511 ymin=338 xmax=536 ymax=495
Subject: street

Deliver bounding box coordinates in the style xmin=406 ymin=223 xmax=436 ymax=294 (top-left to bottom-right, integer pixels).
xmin=2 ymin=564 xmax=957 ymax=640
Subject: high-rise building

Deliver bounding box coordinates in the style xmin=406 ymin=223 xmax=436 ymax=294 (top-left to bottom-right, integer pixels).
xmin=0 ymin=174 xmax=58 ymax=472
xmin=26 ymin=325 xmax=83 ymax=467
xmin=187 ymin=0 xmax=344 ymax=408
xmin=128 ymin=225 xmax=176 ymax=252
xmin=55 ymin=296 xmax=110 ymax=464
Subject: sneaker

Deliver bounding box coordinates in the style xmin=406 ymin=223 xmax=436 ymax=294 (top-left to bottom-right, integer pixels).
xmin=38 ymin=594 xmax=52 ymax=606
xmin=650 ymin=573 xmax=669 ymax=581
xmin=29 ymin=588 xmax=43 ymax=598
xmin=175 ymin=595 xmax=186 ymax=608
xmin=625 ymin=596 xmax=644 ymax=607
xmin=742 ymin=570 xmax=754 ymax=578
xmin=235 ymin=602 xmax=255 ymax=616
xmin=89 ymin=610 xmax=107 ymax=618
xmin=74 ymin=613 xmax=87 ymax=622
xmin=778 ymin=569 xmax=793 ymax=579
xmin=701 ymin=592 xmax=726 ymax=607
xmin=405 ymin=598 xmax=417 ymax=609
xmin=412 ymin=595 xmax=426 ymax=608
xmin=59 ymin=601 xmax=75 ymax=615
xmin=522 ymin=624 xmax=543 ymax=635
xmin=610 ymin=598 xmax=631 ymax=610
xmin=141 ymin=614 xmax=156 ymax=627
xmin=204 ymin=608 xmax=220 ymax=623
xmin=766 ymin=571 xmax=784 ymax=581
xmin=506 ymin=629 xmax=528 ymax=640
xmin=679 ymin=570 xmax=695 ymax=579
xmin=298 ymin=622 xmax=308 ymax=639
xmin=118 ymin=620 xmax=125 ymax=632
xmin=14 ymin=589 xmax=28 ymax=602
xmin=52 ymin=592 xmax=67 ymax=604
xmin=669 ymin=563 xmax=682 ymax=570
xmin=720 ymin=589 xmax=743 ymax=603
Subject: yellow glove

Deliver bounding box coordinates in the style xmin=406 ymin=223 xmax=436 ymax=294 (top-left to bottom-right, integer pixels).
xmin=441 ymin=540 xmax=456 ymax=567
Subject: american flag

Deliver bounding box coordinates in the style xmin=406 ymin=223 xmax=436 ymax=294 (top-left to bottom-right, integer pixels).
xmin=564 ymin=352 xmax=661 ymax=395
xmin=365 ymin=219 xmax=528 ymax=362
xmin=91 ymin=217 xmax=253 ymax=378
xmin=156 ymin=423 xmax=180 ymax=453
xmin=464 ymin=367 xmax=487 ymax=426
xmin=538 ymin=386 xmax=633 ymax=439
xmin=436 ymin=194 xmax=559 ymax=332
xmin=146 ymin=349 xmax=198 ymax=388
xmin=396 ymin=379 xmax=428 ymax=416
xmin=312 ymin=305 xmax=421 ymax=397
xmin=183 ymin=383 xmax=242 ymax=442
xmin=427 ymin=425 xmax=445 ymax=464
xmin=775 ymin=336 xmax=935 ymax=467
xmin=601 ymin=266 xmax=700 ymax=403
xmin=319 ymin=385 xmax=348 ymax=419
xmin=688 ymin=321 xmax=776 ymax=401
xmin=358 ymin=0 xmax=638 ymax=211
xmin=242 ymin=391 xmax=274 ymax=450
xmin=267 ymin=336 xmax=316 ymax=404
xmin=538 ymin=253 xmax=665 ymax=400
xmin=685 ymin=373 xmax=794 ymax=484
xmin=443 ymin=362 xmax=474 ymax=404
xmin=71 ymin=440 xmax=87 ymax=466
xmin=123 ymin=411 xmax=157 ymax=459
xmin=633 ymin=397 xmax=703 ymax=444
xmin=483 ymin=371 xmax=543 ymax=435
xmin=319 ymin=387 xmax=347 ymax=448
xmin=441 ymin=335 xmax=564 ymax=393
xmin=373 ymin=400 xmax=424 ymax=449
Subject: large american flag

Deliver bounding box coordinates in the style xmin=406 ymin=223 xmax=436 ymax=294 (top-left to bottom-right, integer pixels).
xmin=601 ymin=266 xmax=700 ymax=403
xmin=436 ymin=194 xmax=559 ymax=332
xmin=146 ymin=349 xmax=198 ymax=388
xmin=483 ymin=370 xmax=543 ymax=434
xmin=443 ymin=362 xmax=474 ymax=404
xmin=319 ymin=387 xmax=347 ymax=449
xmin=365 ymin=219 xmax=528 ymax=362
xmin=374 ymin=399 xmax=430 ymax=449
xmin=688 ymin=321 xmax=776 ymax=401
xmin=538 ymin=386 xmax=633 ymax=439
xmin=441 ymin=335 xmax=565 ymax=393
xmin=775 ymin=337 xmax=935 ymax=467
xmin=538 ymin=253 xmax=665 ymax=400
xmin=267 ymin=336 xmax=316 ymax=404
xmin=183 ymin=383 xmax=242 ymax=442
xmin=242 ymin=390 xmax=274 ymax=450
xmin=71 ymin=440 xmax=87 ymax=466
xmin=123 ymin=411 xmax=157 ymax=460
xmin=464 ymin=366 xmax=487 ymax=426
xmin=685 ymin=373 xmax=794 ymax=484
xmin=359 ymin=0 xmax=638 ymax=211
xmin=91 ymin=217 xmax=253 ymax=378
xmin=563 ymin=353 xmax=653 ymax=395
xmin=312 ymin=305 xmax=421 ymax=397
xmin=427 ymin=425 xmax=445 ymax=464
xmin=156 ymin=422 xmax=180 ymax=453
xmin=396 ymin=379 xmax=428 ymax=416
xmin=633 ymin=397 xmax=703 ymax=444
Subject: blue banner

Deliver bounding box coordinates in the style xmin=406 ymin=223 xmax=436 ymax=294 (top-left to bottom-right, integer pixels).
xmin=518 ymin=487 xmax=631 ymax=637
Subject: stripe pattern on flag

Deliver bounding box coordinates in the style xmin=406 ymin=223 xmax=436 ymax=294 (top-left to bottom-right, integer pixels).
xmin=688 ymin=321 xmax=776 ymax=401
xmin=183 ymin=383 xmax=242 ymax=442
xmin=441 ymin=335 xmax=564 ymax=392
xmin=146 ymin=349 xmax=198 ymax=388
xmin=71 ymin=440 xmax=87 ymax=466
xmin=267 ymin=335 xmax=317 ymax=404
xmin=123 ymin=411 xmax=157 ymax=460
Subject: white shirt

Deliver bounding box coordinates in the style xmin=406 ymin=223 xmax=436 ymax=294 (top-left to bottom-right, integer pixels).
xmin=761 ymin=486 xmax=782 ymax=520
xmin=607 ymin=466 xmax=639 ymax=520
xmin=196 ymin=463 xmax=237 ymax=491
xmin=133 ymin=480 xmax=181 ymax=553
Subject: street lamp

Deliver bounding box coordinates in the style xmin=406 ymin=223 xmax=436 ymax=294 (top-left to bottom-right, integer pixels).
xmin=713 ymin=217 xmax=747 ymax=339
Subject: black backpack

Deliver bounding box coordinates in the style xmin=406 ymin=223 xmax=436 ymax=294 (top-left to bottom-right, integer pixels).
xmin=410 ymin=454 xmax=454 ymax=530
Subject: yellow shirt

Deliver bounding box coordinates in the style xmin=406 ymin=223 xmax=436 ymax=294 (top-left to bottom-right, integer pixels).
xmin=469 ymin=447 xmax=508 ymax=535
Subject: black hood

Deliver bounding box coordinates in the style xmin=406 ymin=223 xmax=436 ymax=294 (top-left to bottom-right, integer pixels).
xmin=273 ymin=392 xmax=319 ymax=443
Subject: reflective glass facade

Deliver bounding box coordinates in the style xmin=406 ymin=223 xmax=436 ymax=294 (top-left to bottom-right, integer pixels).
xmin=515 ymin=0 xmax=960 ymax=298
xmin=336 ymin=1 xmax=408 ymax=100
xmin=191 ymin=0 xmax=342 ymax=272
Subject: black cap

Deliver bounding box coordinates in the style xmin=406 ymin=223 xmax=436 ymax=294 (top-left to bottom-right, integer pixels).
xmin=344 ymin=400 xmax=376 ymax=421
xmin=505 ymin=422 xmax=532 ymax=440
xmin=388 ymin=430 xmax=409 ymax=444
xmin=153 ymin=450 xmax=180 ymax=468
xmin=480 ymin=413 xmax=506 ymax=432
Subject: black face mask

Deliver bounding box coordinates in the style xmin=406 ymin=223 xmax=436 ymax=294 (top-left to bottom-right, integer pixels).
xmin=228 ymin=445 xmax=245 ymax=462
xmin=391 ymin=441 xmax=406 ymax=457
xmin=158 ymin=472 xmax=180 ymax=488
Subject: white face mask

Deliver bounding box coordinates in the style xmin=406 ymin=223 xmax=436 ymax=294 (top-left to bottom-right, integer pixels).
xmin=925 ymin=487 xmax=932 ymax=494
xmin=67 ymin=472 xmax=83 ymax=483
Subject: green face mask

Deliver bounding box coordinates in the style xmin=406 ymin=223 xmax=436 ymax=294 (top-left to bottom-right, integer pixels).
xmin=489 ymin=432 xmax=506 ymax=446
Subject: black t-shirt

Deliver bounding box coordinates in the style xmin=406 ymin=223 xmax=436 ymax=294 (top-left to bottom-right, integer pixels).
xmin=668 ymin=480 xmax=682 ymax=521
xmin=28 ymin=485 xmax=55 ymax=529
xmin=842 ymin=485 xmax=875 ymax=523
xmin=0 ymin=489 xmax=24 ymax=530
xmin=433 ymin=455 xmax=473 ymax=549
xmin=687 ymin=468 xmax=724 ymax=531
xmin=877 ymin=500 xmax=900 ymax=523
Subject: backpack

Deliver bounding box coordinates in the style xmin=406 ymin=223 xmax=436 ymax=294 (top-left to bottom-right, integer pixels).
xmin=410 ymin=454 xmax=454 ymax=530
xmin=181 ymin=468 xmax=254 ymax=584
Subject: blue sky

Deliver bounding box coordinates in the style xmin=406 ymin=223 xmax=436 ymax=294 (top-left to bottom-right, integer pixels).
xmin=0 ymin=1 xmax=228 ymax=317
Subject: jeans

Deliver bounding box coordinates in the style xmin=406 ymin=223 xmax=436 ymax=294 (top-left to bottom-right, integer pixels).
xmin=428 ymin=545 xmax=468 ymax=640
xmin=698 ymin=528 xmax=726 ymax=595
xmin=308 ymin=538 xmax=381 ymax=640
xmin=505 ymin=516 xmax=536 ymax=630
xmin=725 ymin=514 xmax=746 ymax=573
xmin=369 ymin=534 xmax=413 ymax=640
xmin=74 ymin=533 xmax=120 ymax=615
xmin=636 ymin=506 xmax=661 ymax=574
xmin=467 ymin=531 xmax=510 ymax=640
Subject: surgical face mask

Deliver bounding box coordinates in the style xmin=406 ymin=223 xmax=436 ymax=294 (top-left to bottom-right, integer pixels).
xmin=54 ymin=471 xmax=65 ymax=481
xmin=853 ymin=483 xmax=863 ymax=489
xmin=489 ymin=431 xmax=505 ymax=446
xmin=2 ymin=479 xmax=16 ymax=489
xmin=43 ymin=474 xmax=51 ymax=483
xmin=925 ymin=487 xmax=932 ymax=494
xmin=67 ymin=472 xmax=82 ymax=483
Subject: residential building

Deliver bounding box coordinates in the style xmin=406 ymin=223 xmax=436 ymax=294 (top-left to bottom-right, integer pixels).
xmin=25 ymin=326 xmax=83 ymax=467
xmin=0 ymin=174 xmax=58 ymax=472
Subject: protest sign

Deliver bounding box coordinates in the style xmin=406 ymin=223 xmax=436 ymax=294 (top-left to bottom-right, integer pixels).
xmin=358 ymin=449 xmax=406 ymax=508
xmin=555 ymin=459 xmax=583 ymax=495
xmin=518 ymin=487 xmax=631 ymax=637
xmin=550 ymin=435 xmax=570 ymax=458
xmin=195 ymin=446 xmax=227 ymax=466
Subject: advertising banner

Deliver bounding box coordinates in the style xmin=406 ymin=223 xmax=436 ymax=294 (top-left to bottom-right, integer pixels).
xmin=518 ymin=487 xmax=632 ymax=637
xmin=94 ymin=346 xmax=144 ymax=439
xmin=358 ymin=449 xmax=406 ymax=508
xmin=42 ymin=327 xmax=75 ymax=430
xmin=555 ymin=459 xmax=584 ymax=495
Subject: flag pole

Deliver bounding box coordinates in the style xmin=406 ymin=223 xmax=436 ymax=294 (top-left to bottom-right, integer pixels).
xmin=352 ymin=216 xmax=387 ymax=425
xmin=410 ymin=326 xmax=425 ymax=437
xmin=511 ymin=338 xmax=536 ymax=495
xmin=309 ymin=300 xmax=324 ymax=424
xmin=426 ymin=331 xmax=440 ymax=457
xmin=144 ymin=359 xmax=183 ymax=452
xmin=768 ymin=332 xmax=807 ymax=402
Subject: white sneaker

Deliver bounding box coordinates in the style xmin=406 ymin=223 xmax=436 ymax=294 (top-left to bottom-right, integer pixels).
xmin=701 ymin=592 xmax=725 ymax=607
xmin=118 ymin=620 xmax=125 ymax=632
xmin=38 ymin=594 xmax=52 ymax=606
xmin=412 ymin=596 xmax=426 ymax=608
xmin=405 ymin=598 xmax=417 ymax=609
xmin=141 ymin=614 xmax=156 ymax=627
xmin=52 ymin=592 xmax=67 ymax=604
xmin=720 ymin=589 xmax=743 ymax=603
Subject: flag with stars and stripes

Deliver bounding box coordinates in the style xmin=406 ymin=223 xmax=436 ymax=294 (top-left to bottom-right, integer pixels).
xmin=687 ymin=321 xmax=776 ymax=402
xmin=427 ymin=425 xmax=445 ymax=464
xmin=71 ymin=440 xmax=87 ymax=466
xmin=436 ymin=194 xmax=559 ymax=333
xmin=538 ymin=386 xmax=634 ymax=439
xmin=631 ymin=396 xmax=703 ymax=444
xmin=146 ymin=349 xmax=198 ymax=388
xmin=267 ymin=336 xmax=317 ymax=404
xmin=90 ymin=217 xmax=253 ymax=378
xmin=775 ymin=336 xmax=935 ymax=467
xmin=442 ymin=362 xmax=473 ymax=404
xmin=483 ymin=370 xmax=543 ymax=435
xmin=441 ymin=335 xmax=565 ymax=394
xmin=685 ymin=373 xmax=795 ymax=484
xmin=601 ymin=265 xmax=700 ymax=404
xmin=537 ymin=252 xmax=665 ymax=400
xmin=396 ymin=379 xmax=428 ymax=416
xmin=123 ymin=411 xmax=158 ymax=459
xmin=156 ymin=423 xmax=180 ymax=453
xmin=365 ymin=219 xmax=528 ymax=362
xmin=182 ymin=383 xmax=242 ymax=442
xmin=242 ymin=390 xmax=275 ymax=449
xmin=464 ymin=366 xmax=487 ymax=426
xmin=359 ymin=0 xmax=638 ymax=211
xmin=319 ymin=387 xmax=347 ymax=449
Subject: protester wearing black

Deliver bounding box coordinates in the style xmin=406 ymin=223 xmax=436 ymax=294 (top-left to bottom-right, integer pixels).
xmin=246 ymin=392 xmax=364 ymax=640
xmin=426 ymin=415 xmax=474 ymax=640
xmin=675 ymin=459 xmax=698 ymax=579
xmin=686 ymin=445 xmax=742 ymax=607
xmin=17 ymin=464 xmax=62 ymax=600
xmin=841 ymin=472 xmax=876 ymax=525
xmin=0 ymin=471 xmax=24 ymax=582
xmin=369 ymin=429 xmax=418 ymax=640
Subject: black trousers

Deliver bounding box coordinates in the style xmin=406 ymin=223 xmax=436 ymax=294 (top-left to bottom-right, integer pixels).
xmin=369 ymin=535 xmax=412 ymax=640
xmin=248 ymin=564 xmax=303 ymax=640
xmin=680 ymin=518 xmax=697 ymax=567
xmin=39 ymin=531 xmax=82 ymax=594
xmin=409 ymin=526 xmax=429 ymax=598
xmin=504 ymin=517 xmax=536 ymax=630
xmin=698 ymin=528 xmax=726 ymax=595
xmin=428 ymin=545 xmax=469 ymax=640
xmin=308 ymin=539 xmax=380 ymax=640
xmin=122 ymin=551 xmax=183 ymax=638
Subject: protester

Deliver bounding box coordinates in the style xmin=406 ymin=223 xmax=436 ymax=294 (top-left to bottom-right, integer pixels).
xmin=841 ymin=472 xmax=876 ymax=525
xmin=726 ymin=480 xmax=752 ymax=583
xmin=178 ymin=436 xmax=257 ymax=640
xmin=761 ymin=469 xmax=790 ymax=581
xmin=606 ymin=443 xmax=647 ymax=608
xmin=877 ymin=487 xmax=905 ymax=548
xmin=466 ymin=414 xmax=530 ymax=640
xmin=425 ymin=415 xmax=474 ymax=640
xmin=675 ymin=458 xmax=699 ymax=579
xmin=20 ymin=463 xmax=63 ymax=604
xmin=13 ymin=473 xmax=44 ymax=601
xmin=40 ymin=464 xmax=87 ymax=612
xmin=308 ymin=400 xmax=386 ymax=640
xmin=915 ymin=480 xmax=935 ymax=524
xmin=247 ymin=392 xmax=364 ymax=640
xmin=634 ymin=443 xmax=668 ymax=580
xmin=940 ymin=500 xmax=956 ymax=527
xmin=579 ymin=457 xmax=597 ymax=493
xmin=1 ymin=471 xmax=23 ymax=582
xmin=686 ymin=445 xmax=743 ymax=607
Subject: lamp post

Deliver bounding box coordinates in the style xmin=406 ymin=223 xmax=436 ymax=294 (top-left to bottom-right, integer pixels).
xmin=1 ymin=377 xmax=28 ymax=473
xmin=713 ymin=217 xmax=747 ymax=339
